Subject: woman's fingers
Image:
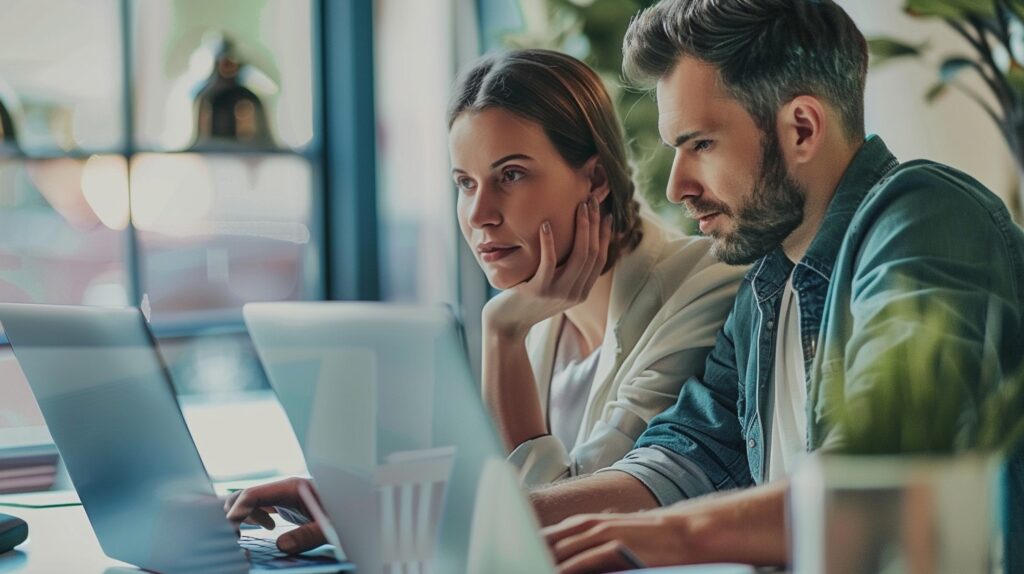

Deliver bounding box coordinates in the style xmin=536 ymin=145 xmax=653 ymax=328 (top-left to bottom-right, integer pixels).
xmin=534 ymin=220 xmax=557 ymax=286
xmin=579 ymin=197 xmax=603 ymax=293
xmin=562 ymin=198 xmax=598 ymax=298
xmin=225 ymin=478 xmax=305 ymax=527
xmin=569 ymin=204 xmax=610 ymax=301
xmin=523 ymin=197 xmax=611 ymax=308
xmin=593 ymin=214 xmax=612 ymax=279
xmin=245 ymin=507 xmax=277 ymax=530
xmin=566 ymin=200 xmax=592 ymax=271
xmin=276 ymin=522 xmax=327 ymax=554
xmin=223 ymin=490 xmax=241 ymax=514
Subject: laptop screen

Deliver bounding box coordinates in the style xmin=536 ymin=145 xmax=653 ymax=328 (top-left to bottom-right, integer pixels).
xmin=0 ymin=303 xmax=245 ymax=572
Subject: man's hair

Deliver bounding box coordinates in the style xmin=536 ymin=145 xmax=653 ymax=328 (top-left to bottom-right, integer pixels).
xmin=449 ymin=49 xmax=643 ymax=269
xmin=623 ymin=0 xmax=868 ymax=141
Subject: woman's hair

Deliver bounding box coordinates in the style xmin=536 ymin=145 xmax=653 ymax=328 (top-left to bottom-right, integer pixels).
xmin=448 ymin=49 xmax=643 ymax=271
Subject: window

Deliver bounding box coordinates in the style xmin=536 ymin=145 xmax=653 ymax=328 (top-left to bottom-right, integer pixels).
xmin=373 ymin=0 xmax=485 ymax=376
xmin=0 ymin=0 xmax=335 ymax=479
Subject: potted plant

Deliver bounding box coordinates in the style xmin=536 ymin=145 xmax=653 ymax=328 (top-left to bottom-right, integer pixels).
xmin=869 ymin=0 xmax=1024 ymax=220
xmin=790 ymin=294 xmax=1024 ymax=573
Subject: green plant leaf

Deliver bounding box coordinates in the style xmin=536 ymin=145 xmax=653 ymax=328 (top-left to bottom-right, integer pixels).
xmin=1008 ymin=16 xmax=1024 ymax=64
xmin=905 ymin=0 xmax=996 ymax=19
xmin=1006 ymin=0 xmax=1024 ymax=24
xmin=1007 ymin=63 xmax=1024 ymax=93
xmin=940 ymin=56 xmax=980 ymax=81
xmin=925 ymin=81 xmax=949 ymax=103
xmin=867 ymin=37 xmax=926 ymax=66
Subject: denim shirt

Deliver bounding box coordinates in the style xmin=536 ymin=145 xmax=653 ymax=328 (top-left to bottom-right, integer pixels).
xmin=609 ymin=135 xmax=1024 ymax=500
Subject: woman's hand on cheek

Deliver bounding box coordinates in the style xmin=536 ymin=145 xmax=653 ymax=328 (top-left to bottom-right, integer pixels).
xmin=483 ymin=196 xmax=611 ymax=339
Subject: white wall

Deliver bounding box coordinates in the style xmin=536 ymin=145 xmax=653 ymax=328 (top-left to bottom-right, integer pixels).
xmin=840 ymin=0 xmax=1020 ymax=218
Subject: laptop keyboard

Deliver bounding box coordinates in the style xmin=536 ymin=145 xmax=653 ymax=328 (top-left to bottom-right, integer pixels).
xmin=239 ymin=534 xmax=349 ymax=571
xmin=239 ymin=535 xmax=288 ymax=563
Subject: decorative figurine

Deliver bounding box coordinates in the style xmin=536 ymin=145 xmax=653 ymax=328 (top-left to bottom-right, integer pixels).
xmin=189 ymin=32 xmax=274 ymax=149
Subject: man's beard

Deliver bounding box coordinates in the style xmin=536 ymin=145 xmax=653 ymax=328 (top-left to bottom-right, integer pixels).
xmin=688 ymin=133 xmax=806 ymax=265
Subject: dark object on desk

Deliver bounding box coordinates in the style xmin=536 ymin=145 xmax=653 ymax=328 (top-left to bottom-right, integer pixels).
xmin=0 ymin=512 xmax=27 ymax=554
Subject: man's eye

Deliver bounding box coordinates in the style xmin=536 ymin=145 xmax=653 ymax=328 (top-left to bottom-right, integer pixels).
xmin=501 ymin=168 xmax=526 ymax=183
xmin=693 ymin=140 xmax=713 ymax=152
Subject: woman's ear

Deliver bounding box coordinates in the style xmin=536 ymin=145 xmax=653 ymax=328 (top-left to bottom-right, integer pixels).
xmin=584 ymin=156 xmax=611 ymax=203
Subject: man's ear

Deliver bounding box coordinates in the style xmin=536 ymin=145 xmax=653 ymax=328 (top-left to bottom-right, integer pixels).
xmin=776 ymin=95 xmax=827 ymax=166
xmin=584 ymin=156 xmax=611 ymax=203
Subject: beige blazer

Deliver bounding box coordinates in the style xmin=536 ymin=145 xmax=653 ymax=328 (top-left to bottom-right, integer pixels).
xmin=507 ymin=214 xmax=746 ymax=485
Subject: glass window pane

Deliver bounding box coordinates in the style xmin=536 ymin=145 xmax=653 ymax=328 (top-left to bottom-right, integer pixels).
xmin=131 ymin=153 xmax=319 ymax=324
xmin=0 ymin=157 xmax=130 ymax=306
xmin=375 ymin=0 xmax=459 ymax=304
xmin=0 ymin=0 xmax=124 ymax=153
xmin=157 ymin=332 xmax=269 ymax=396
xmin=132 ymin=0 xmax=314 ymax=151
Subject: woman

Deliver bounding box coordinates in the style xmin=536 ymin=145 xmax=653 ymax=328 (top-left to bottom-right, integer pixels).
xmin=224 ymin=49 xmax=744 ymax=553
xmin=448 ymin=49 xmax=744 ymax=485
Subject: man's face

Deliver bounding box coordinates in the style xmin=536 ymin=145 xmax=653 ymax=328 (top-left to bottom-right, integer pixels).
xmin=657 ymin=57 xmax=805 ymax=265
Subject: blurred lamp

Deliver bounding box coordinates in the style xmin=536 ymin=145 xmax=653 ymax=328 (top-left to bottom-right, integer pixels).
xmin=190 ymin=32 xmax=274 ymax=149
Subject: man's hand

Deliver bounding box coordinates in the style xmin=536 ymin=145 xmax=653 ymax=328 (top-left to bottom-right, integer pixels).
xmin=223 ymin=477 xmax=327 ymax=554
xmin=542 ymin=482 xmax=789 ymax=572
xmin=483 ymin=196 xmax=611 ymax=338
xmin=543 ymin=512 xmax=694 ymax=573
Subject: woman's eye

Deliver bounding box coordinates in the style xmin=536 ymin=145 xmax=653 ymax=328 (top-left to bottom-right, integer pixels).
xmin=693 ymin=140 xmax=713 ymax=153
xmin=501 ymin=168 xmax=526 ymax=183
xmin=455 ymin=177 xmax=476 ymax=191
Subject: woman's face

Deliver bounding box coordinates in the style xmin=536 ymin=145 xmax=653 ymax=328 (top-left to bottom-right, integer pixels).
xmin=450 ymin=108 xmax=595 ymax=290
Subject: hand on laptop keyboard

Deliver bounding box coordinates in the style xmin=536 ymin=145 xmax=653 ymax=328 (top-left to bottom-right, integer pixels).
xmin=225 ymin=477 xmax=328 ymax=554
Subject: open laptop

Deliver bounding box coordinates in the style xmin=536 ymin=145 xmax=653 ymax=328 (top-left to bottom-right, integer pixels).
xmin=244 ymin=302 xmax=758 ymax=574
xmin=244 ymin=302 xmax=554 ymax=573
xmin=0 ymin=303 xmax=352 ymax=574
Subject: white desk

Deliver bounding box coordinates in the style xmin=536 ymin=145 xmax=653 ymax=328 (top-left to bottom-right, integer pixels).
xmin=0 ymin=392 xmax=309 ymax=573
xmin=0 ymin=503 xmax=128 ymax=573
xmin=0 ymin=497 xmax=771 ymax=574
xmin=0 ymin=481 xmax=299 ymax=574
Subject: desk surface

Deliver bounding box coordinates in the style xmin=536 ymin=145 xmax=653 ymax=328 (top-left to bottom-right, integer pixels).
xmin=0 ymin=482 xmax=290 ymax=574
xmin=0 ymin=504 xmax=126 ymax=573
xmin=0 ymin=491 xmax=767 ymax=574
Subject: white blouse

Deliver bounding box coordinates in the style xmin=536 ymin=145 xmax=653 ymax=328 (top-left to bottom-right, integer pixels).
xmin=548 ymin=319 xmax=602 ymax=452
xmin=507 ymin=213 xmax=748 ymax=485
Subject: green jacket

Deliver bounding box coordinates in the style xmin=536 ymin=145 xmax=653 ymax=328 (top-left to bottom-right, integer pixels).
xmin=621 ymin=136 xmax=1024 ymax=495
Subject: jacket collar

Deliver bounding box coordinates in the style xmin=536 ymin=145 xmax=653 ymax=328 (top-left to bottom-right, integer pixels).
xmin=607 ymin=213 xmax=668 ymax=328
xmin=747 ymin=135 xmax=899 ymax=302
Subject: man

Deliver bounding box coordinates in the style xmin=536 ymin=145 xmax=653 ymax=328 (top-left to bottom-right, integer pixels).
xmin=533 ymin=0 xmax=1024 ymax=571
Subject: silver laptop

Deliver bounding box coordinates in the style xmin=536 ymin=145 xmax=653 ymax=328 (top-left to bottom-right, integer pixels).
xmin=245 ymin=302 xmax=762 ymax=574
xmin=0 ymin=303 xmax=351 ymax=574
xmin=244 ymin=302 xmax=556 ymax=573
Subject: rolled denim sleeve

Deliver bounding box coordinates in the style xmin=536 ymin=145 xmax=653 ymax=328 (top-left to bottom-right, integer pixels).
xmin=599 ymin=445 xmax=717 ymax=506
xmin=628 ymin=307 xmax=756 ymax=495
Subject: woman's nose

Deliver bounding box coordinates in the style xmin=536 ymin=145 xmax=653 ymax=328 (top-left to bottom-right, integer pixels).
xmin=467 ymin=183 xmax=502 ymax=229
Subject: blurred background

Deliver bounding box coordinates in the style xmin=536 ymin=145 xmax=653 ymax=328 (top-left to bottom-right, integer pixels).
xmin=0 ymin=0 xmax=1018 ymax=484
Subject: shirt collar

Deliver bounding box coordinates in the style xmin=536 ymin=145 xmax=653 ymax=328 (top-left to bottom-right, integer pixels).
xmin=746 ymin=135 xmax=899 ymax=301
